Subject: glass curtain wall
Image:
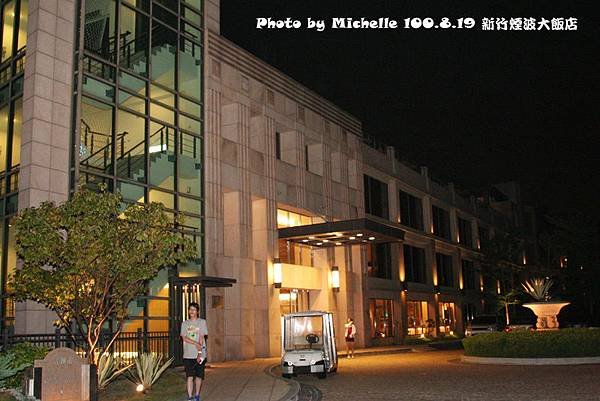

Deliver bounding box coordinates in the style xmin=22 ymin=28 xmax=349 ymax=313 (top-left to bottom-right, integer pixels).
xmin=74 ymin=0 xmax=203 ymax=333
xmin=0 ymin=0 xmax=27 ymax=330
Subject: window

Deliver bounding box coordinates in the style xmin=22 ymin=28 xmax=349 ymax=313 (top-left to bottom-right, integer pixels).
xmin=278 ymin=239 xmax=313 ymax=267
xmin=367 ymin=243 xmax=392 ymax=279
xmin=275 ymin=131 xmax=281 ymax=160
xmin=364 ymin=175 xmax=389 ymax=219
xmin=461 ymin=259 xmax=476 ymax=290
xmin=369 ymin=299 xmax=394 ymax=338
xmin=478 ymin=226 xmax=489 ymax=249
xmin=432 ymin=205 xmax=450 ymax=240
xmin=276 ymin=209 xmax=324 ymax=228
xmin=436 ymin=253 xmax=454 ymax=287
xmin=403 ymin=245 xmax=426 ymax=284
xmin=399 ymin=190 xmax=423 ymax=230
xmin=279 ymin=289 xmax=310 ymax=315
xmin=407 ymin=301 xmax=432 ymax=336
xmin=458 ymin=217 xmax=473 ymax=247
xmin=438 ymin=302 xmax=456 ymax=334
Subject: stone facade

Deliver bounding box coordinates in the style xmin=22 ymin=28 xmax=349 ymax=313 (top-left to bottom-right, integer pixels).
xmin=16 ymin=0 xmax=76 ymax=335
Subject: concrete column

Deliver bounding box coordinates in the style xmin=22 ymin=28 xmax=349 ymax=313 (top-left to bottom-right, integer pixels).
xmin=422 ymin=195 xmax=433 ymax=234
xmin=16 ymin=0 xmax=77 ymax=334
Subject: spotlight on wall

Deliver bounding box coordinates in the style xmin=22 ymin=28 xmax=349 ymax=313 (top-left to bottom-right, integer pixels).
xmin=331 ymin=266 xmax=340 ymax=292
xmin=434 ymin=285 xmax=440 ymax=295
xmin=274 ymin=258 xmax=282 ymax=288
xmin=401 ymin=281 xmax=408 ymax=292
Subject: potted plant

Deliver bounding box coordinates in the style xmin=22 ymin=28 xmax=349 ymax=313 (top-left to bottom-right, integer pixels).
xmin=521 ymin=277 xmax=569 ymax=330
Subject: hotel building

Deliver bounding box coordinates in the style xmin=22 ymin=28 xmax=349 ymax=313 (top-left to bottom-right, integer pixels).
xmin=0 ymin=0 xmax=535 ymax=361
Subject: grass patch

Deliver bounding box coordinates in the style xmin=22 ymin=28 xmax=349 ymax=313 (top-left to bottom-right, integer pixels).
xmin=463 ymin=328 xmax=600 ymax=358
xmin=0 ymin=392 xmax=17 ymax=401
xmin=101 ymin=369 xmax=186 ymax=401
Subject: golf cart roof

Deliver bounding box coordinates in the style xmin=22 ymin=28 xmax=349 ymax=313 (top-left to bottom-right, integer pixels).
xmin=282 ymin=311 xmax=330 ymax=318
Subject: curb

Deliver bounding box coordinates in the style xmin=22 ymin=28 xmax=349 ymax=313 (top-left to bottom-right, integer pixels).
xmin=338 ymin=347 xmax=413 ymax=357
xmin=265 ymin=364 xmax=301 ymax=401
xmin=462 ymin=355 xmax=600 ymax=366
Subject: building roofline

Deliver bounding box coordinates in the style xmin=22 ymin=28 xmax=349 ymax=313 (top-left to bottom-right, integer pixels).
xmin=208 ymin=31 xmax=362 ymax=137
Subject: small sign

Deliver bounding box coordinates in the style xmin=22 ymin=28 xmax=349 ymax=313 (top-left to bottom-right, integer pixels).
xmin=34 ymin=348 xmax=91 ymax=401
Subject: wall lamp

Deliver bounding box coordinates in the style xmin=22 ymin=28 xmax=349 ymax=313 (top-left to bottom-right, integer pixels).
xmin=401 ymin=281 xmax=408 ymax=292
xmin=434 ymin=285 xmax=441 ymax=295
xmin=331 ymin=266 xmax=340 ymax=292
xmin=273 ymin=258 xmax=282 ymax=288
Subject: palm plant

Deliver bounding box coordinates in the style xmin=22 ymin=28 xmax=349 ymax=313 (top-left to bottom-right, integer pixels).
xmin=0 ymin=353 xmax=29 ymax=387
xmin=128 ymin=353 xmax=173 ymax=392
xmin=522 ymin=277 xmax=554 ymax=301
xmin=97 ymin=353 xmax=132 ymax=391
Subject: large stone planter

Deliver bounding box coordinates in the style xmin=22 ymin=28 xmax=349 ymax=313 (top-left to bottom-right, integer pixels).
xmin=523 ymin=302 xmax=570 ymax=330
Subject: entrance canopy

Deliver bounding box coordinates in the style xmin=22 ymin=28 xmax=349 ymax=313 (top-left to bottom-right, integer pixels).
xmin=278 ymin=217 xmax=405 ymax=247
xmin=172 ymin=275 xmax=237 ymax=287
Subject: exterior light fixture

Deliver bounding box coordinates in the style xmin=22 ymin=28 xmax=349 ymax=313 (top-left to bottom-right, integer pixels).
xmin=316 ymin=242 xmax=323 ymax=246
xmin=356 ymin=233 xmax=363 ymax=237
xmin=322 ymin=239 xmax=329 ymax=243
xmin=368 ymin=236 xmax=375 ymax=240
xmin=309 ymin=236 xmax=315 ymax=239
xmin=434 ymin=285 xmax=440 ymax=295
xmin=331 ymin=266 xmax=340 ymax=292
xmin=401 ymin=281 xmax=408 ymax=292
xmin=273 ymin=258 xmax=282 ymax=288
xmin=302 ymin=239 xmax=309 ymax=242
xmin=349 ymin=236 xmax=356 ymax=240
xmin=335 ymin=242 xmax=342 ymax=246
xmin=335 ymin=233 xmax=343 ymax=237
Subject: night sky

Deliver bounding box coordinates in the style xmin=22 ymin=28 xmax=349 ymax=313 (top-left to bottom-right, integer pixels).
xmin=220 ymin=1 xmax=600 ymax=221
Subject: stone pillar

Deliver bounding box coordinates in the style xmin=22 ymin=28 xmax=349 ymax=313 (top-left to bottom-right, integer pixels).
xmin=16 ymin=0 xmax=76 ymax=335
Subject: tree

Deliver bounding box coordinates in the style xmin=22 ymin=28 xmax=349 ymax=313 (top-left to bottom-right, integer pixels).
xmin=9 ymin=187 xmax=196 ymax=364
xmin=480 ymin=230 xmax=526 ymax=293
xmin=497 ymin=290 xmax=520 ymax=326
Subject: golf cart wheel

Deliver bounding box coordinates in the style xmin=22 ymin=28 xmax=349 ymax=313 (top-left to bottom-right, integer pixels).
xmin=317 ymin=371 xmax=327 ymax=379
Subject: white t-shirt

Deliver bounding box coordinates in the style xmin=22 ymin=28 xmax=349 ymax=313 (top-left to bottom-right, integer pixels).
xmin=180 ymin=318 xmax=208 ymax=359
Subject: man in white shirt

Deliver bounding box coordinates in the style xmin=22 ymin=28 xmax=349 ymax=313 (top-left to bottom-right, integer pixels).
xmin=180 ymin=302 xmax=208 ymax=401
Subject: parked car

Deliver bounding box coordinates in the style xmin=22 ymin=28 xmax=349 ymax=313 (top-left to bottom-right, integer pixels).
xmin=465 ymin=315 xmax=501 ymax=336
xmin=504 ymin=317 xmax=536 ymax=332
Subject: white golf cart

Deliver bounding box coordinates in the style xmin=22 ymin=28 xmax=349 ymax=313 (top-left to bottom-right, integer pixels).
xmin=281 ymin=311 xmax=337 ymax=379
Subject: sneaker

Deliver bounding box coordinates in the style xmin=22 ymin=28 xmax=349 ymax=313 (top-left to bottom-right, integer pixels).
xmin=195 ymin=395 xmax=201 ymax=401
xmin=188 ymin=397 xmax=194 ymax=401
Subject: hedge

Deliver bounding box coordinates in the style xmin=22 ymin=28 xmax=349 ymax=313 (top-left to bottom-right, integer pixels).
xmin=462 ymin=328 xmax=600 ymax=358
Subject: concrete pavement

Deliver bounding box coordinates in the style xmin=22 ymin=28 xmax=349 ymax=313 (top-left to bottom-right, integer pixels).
xmin=198 ymin=345 xmax=416 ymax=401
xmin=200 ymin=358 xmax=297 ymax=401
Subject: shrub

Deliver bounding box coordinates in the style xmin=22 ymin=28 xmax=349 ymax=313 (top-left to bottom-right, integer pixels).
xmin=0 ymin=343 xmax=50 ymax=389
xmin=97 ymin=353 xmax=132 ymax=391
xmin=403 ymin=337 xmax=432 ymax=345
xmin=128 ymin=353 xmax=173 ymax=392
xmin=463 ymin=328 xmax=600 ymax=358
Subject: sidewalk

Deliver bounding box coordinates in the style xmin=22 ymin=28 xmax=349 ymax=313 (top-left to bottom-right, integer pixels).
xmin=196 ymin=345 xmax=423 ymax=401
xmin=200 ymin=358 xmax=297 ymax=401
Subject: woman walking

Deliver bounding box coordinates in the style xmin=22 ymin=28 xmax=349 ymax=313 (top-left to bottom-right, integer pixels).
xmin=344 ymin=317 xmax=356 ymax=358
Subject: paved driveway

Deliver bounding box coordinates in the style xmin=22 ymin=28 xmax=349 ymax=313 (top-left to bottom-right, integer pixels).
xmin=295 ymin=350 xmax=600 ymax=401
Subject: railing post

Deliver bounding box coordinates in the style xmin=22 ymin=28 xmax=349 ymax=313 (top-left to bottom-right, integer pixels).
xmin=54 ymin=328 xmax=61 ymax=349
xmin=137 ymin=328 xmax=143 ymax=356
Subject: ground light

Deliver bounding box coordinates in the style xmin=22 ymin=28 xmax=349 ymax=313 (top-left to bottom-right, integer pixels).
xmin=136 ymin=384 xmax=144 ymax=392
